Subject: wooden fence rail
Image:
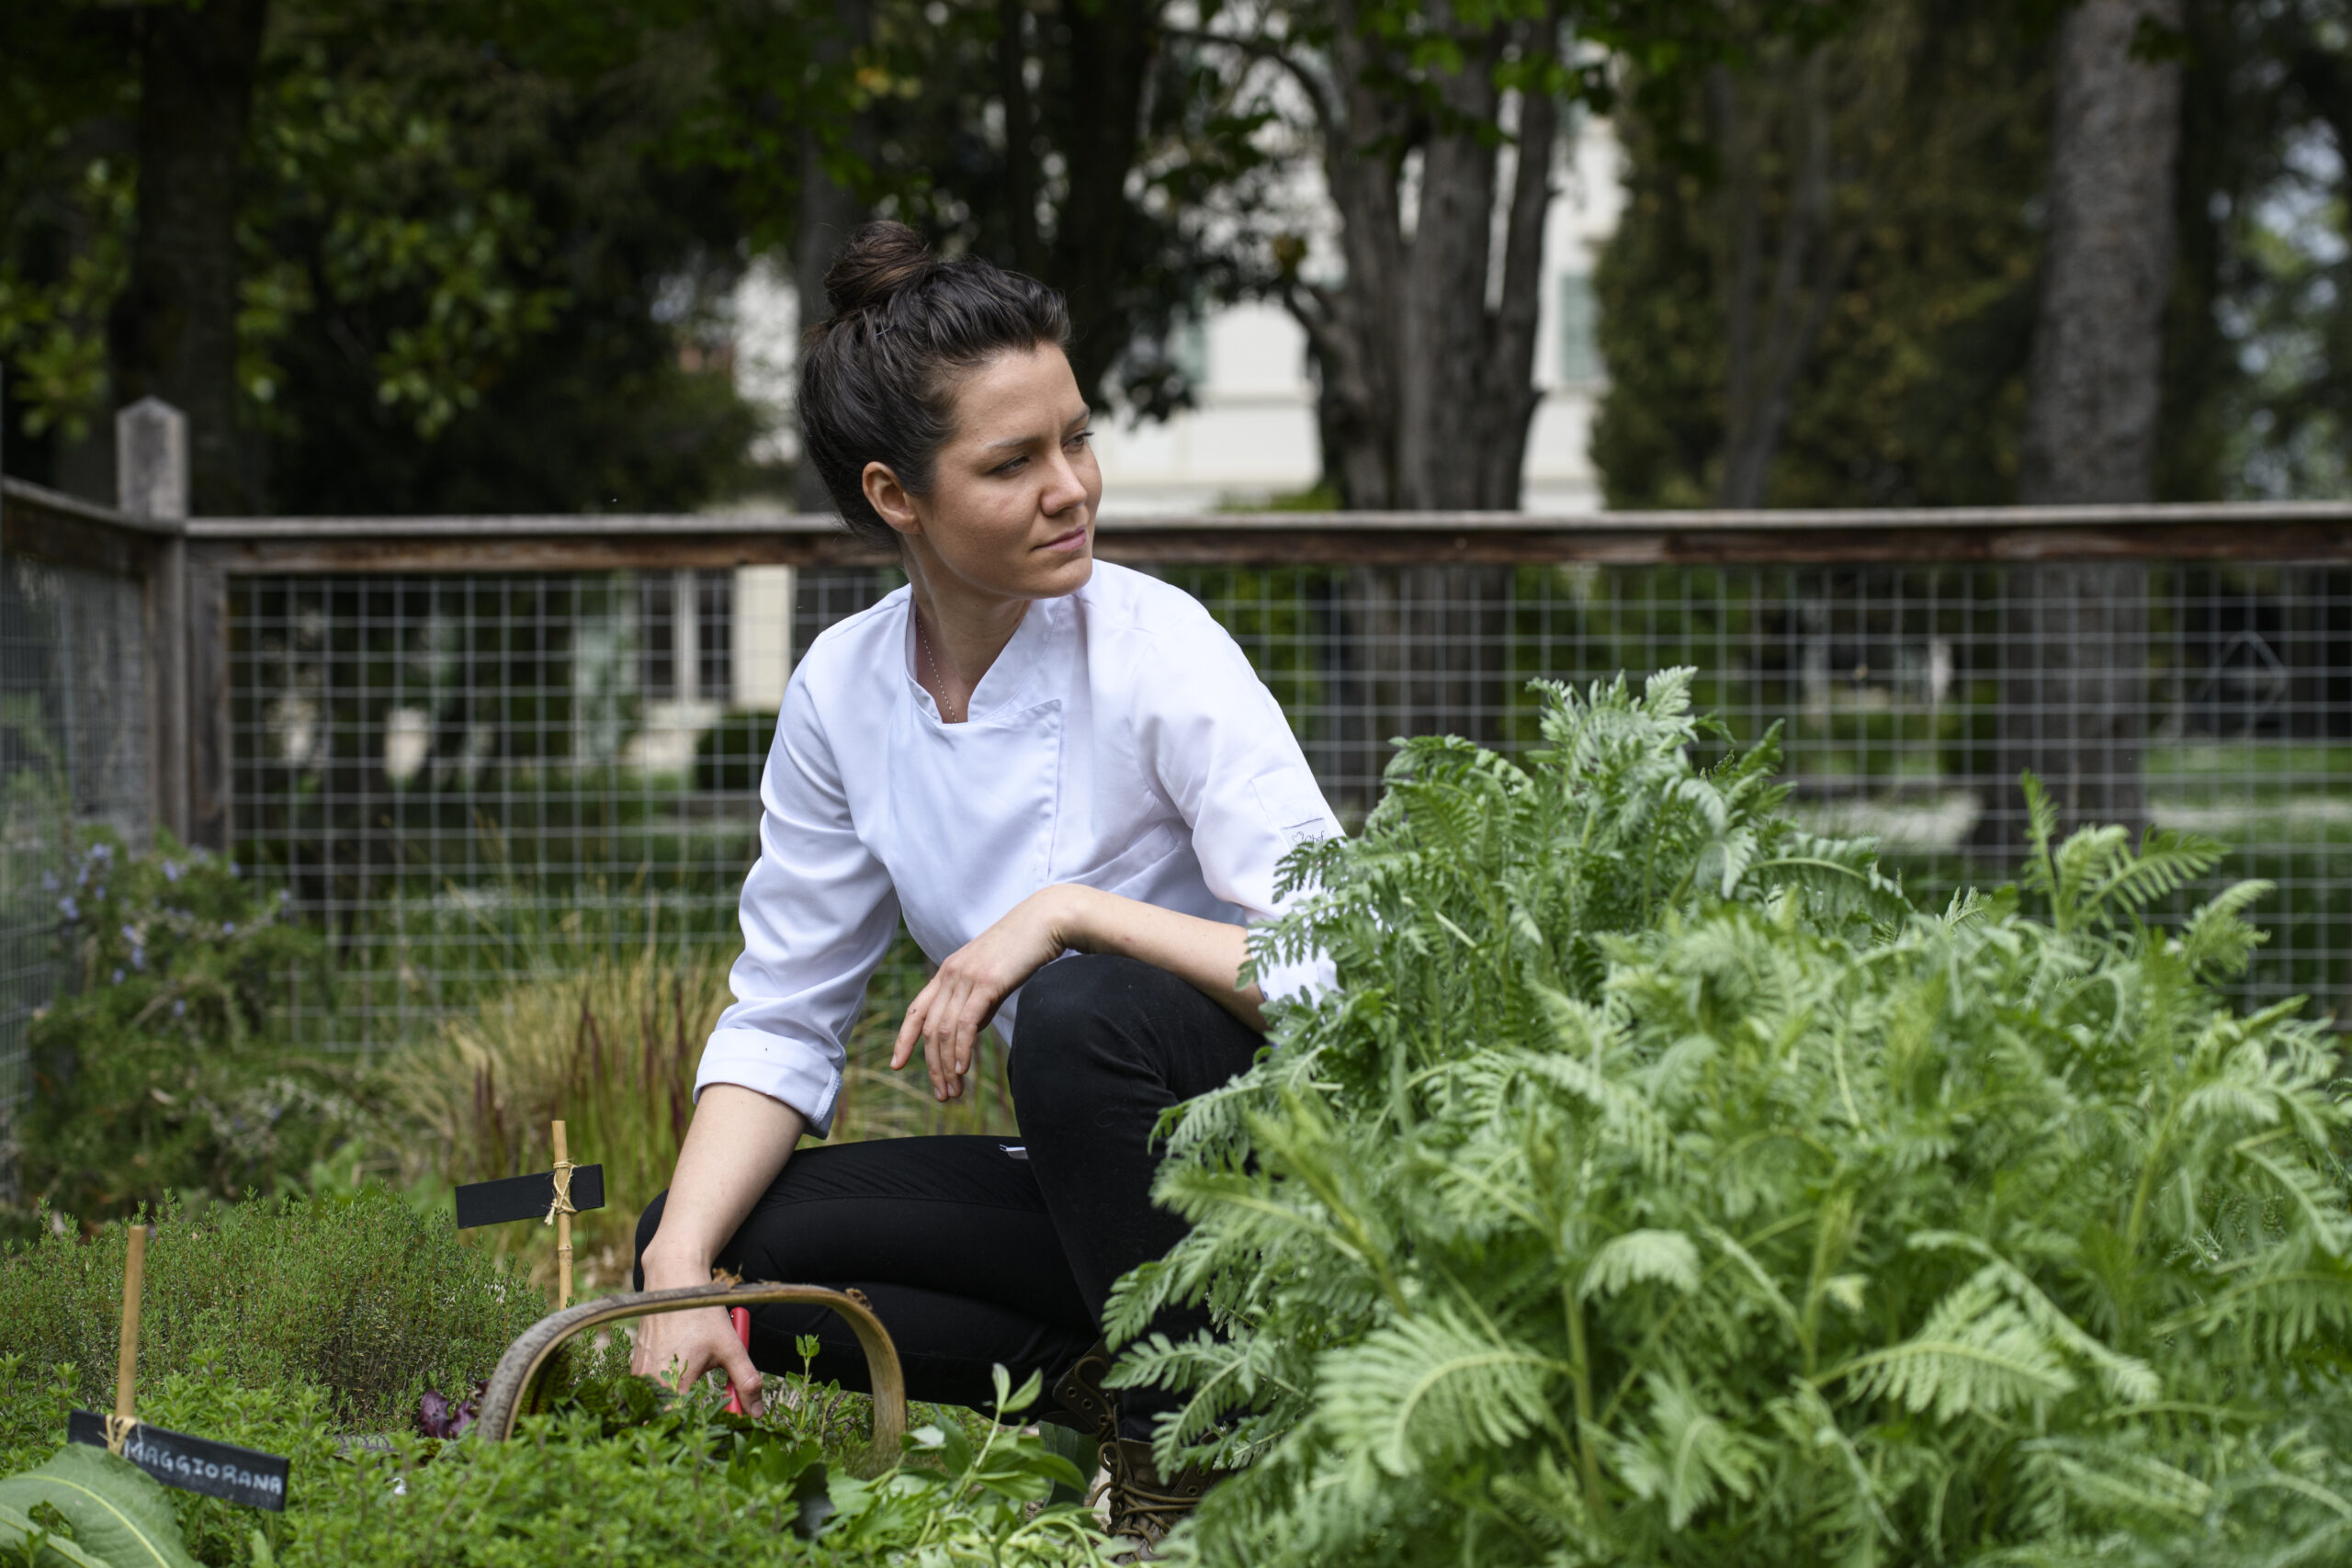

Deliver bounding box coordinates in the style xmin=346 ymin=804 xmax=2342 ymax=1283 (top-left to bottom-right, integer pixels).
xmin=12 ymin=461 xmax=2352 ymax=859
xmin=176 ymin=502 xmax=2352 ymax=573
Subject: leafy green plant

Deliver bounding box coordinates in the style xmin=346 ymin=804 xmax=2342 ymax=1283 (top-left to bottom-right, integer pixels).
xmin=280 ymin=1361 xmax=1104 ymax=1567
xmin=16 ymin=830 xmax=351 ymax=1224
xmin=0 ymin=1443 xmax=201 ymax=1568
xmin=1110 ymin=672 xmax=2352 ymax=1566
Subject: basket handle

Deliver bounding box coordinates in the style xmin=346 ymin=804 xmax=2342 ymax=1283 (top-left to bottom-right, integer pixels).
xmin=475 ymin=1281 xmax=905 ymax=1459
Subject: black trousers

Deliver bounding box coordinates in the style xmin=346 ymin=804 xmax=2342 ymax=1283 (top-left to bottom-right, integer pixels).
xmin=633 ymin=953 xmax=1263 ymax=1438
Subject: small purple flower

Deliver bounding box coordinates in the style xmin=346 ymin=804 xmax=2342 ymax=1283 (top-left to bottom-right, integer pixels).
xmin=57 ymin=896 xmax=79 ymax=921
xmin=130 ymin=946 xmax=144 ymax=972
xmin=40 ymin=872 xmax=58 ymax=892
xmin=111 ymin=968 xmax=124 ymax=985
xmin=227 ymin=862 xmax=240 ymax=877
xmin=222 ymin=921 xmax=236 ymax=935
xmin=163 ymin=861 xmax=181 ymax=883
xmin=172 ymin=999 xmax=187 ymax=1019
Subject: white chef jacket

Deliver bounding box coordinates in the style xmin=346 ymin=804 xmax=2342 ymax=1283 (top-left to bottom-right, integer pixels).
xmin=695 ymin=559 xmax=1342 ymax=1135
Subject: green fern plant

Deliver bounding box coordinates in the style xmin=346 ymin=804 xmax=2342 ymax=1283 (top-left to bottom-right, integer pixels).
xmin=1107 ymin=672 xmax=2352 ymax=1567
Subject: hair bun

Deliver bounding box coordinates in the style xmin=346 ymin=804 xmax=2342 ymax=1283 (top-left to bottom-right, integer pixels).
xmin=824 ymin=220 xmax=933 ymax=316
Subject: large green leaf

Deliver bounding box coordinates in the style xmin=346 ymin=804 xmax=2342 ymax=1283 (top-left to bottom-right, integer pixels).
xmin=0 ymin=1446 xmax=202 ymax=1568
xmin=0 ymin=1499 xmax=112 ymax=1568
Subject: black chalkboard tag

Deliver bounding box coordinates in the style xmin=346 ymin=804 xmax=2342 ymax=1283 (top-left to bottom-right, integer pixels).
xmin=68 ymin=1410 xmax=290 ymax=1511
xmin=453 ymin=1164 xmax=605 ymax=1229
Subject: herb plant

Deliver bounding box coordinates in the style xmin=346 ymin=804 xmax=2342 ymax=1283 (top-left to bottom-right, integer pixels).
xmin=1110 ymin=672 xmax=2352 ymax=1566
xmin=0 ymin=1189 xmax=544 ymax=1438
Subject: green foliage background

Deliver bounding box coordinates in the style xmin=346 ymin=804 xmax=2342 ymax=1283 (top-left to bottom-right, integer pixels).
xmin=1110 ymin=673 xmax=2352 ymax=1565
xmin=17 ymin=832 xmax=356 ymax=1223
xmin=1590 ymin=0 xmax=2050 ymax=508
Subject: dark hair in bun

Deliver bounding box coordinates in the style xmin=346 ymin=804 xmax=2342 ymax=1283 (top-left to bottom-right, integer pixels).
xmin=798 ymin=221 xmax=1070 ymax=550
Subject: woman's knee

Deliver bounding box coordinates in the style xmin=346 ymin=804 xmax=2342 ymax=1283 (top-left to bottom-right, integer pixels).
xmin=1018 ymin=953 xmax=1129 ymax=1039
xmin=1010 ymin=953 xmax=1178 ymax=1111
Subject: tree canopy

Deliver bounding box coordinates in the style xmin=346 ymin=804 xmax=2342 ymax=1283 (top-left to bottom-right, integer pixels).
xmin=5 ymin=0 xmax=2340 ymax=514
xmin=1592 ymin=0 xmax=2352 ymax=508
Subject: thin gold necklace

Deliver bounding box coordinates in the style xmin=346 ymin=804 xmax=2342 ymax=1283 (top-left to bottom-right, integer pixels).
xmin=916 ymin=613 xmax=962 ymax=723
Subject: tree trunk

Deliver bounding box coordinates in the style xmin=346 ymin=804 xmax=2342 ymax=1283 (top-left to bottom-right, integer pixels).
xmin=2017 ymin=0 xmax=2183 ymax=504
xmin=795 ymin=0 xmax=873 ymax=513
xmin=1712 ymin=47 xmax=1857 ymax=509
xmin=1986 ymin=0 xmax=2183 ymax=851
xmin=1040 ymin=0 xmax=1160 ymax=402
xmin=109 ymin=0 xmax=269 ymax=515
xmin=1293 ymin=0 xmax=1558 ymax=511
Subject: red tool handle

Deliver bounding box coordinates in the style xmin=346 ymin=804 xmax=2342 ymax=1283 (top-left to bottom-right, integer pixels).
xmin=723 ymin=1306 xmax=752 ymax=1413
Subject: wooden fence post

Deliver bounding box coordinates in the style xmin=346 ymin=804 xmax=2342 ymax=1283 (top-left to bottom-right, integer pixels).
xmin=117 ymin=399 xmax=192 ymax=846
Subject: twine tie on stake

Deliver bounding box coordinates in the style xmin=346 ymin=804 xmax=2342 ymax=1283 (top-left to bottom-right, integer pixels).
xmin=548 ymin=1122 xmax=575 ymax=1310
xmin=544 ymin=1158 xmax=576 ymax=1225
xmin=104 ymin=1413 xmax=141 ymax=1457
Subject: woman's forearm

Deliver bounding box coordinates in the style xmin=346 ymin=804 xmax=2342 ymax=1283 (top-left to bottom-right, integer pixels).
xmin=1057 ymin=885 xmax=1268 ymax=1032
xmin=639 ymin=1084 xmax=806 ymax=1284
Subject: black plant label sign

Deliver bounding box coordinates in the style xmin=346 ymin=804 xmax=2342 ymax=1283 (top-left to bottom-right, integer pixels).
xmin=453 ymin=1164 xmax=605 ymax=1229
xmin=68 ymin=1410 xmax=290 ymax=1511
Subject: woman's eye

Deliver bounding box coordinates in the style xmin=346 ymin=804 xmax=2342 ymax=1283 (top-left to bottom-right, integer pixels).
xmin=1068 ymin=429 xmax=1093 ymax=449
xmin=993 ymin=456 xmax=1028 ymax=476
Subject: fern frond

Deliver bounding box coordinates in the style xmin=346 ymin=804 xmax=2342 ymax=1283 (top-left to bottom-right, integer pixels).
xmin=1581 ymin=1230 xmax=1702 ymax=1300
xmin=1317 ymin=1308 xmax=1566 ymax=1476
xmin=1830 ymin=1282 xmax=2077 ymax=1420
xmin=1611 ymin=1371 xmax=1764 ymax=1529
xmin=2176 ymin=879 xmax=2274 ymax=976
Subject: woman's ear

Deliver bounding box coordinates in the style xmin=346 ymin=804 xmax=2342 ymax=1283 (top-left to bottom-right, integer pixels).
xmin=862 ymin=462 xmax=922 ymax=538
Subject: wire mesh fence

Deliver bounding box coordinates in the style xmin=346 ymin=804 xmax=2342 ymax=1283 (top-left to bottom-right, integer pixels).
xmin=222 ymin=553 xmax=2351 ymax=1051
xmin=0 ymin=546 xmax=152 ymax=1114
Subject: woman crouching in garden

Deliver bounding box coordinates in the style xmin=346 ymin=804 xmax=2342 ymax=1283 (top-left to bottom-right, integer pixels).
xmin=630 ymin=220 xmax=1338 ymax=1549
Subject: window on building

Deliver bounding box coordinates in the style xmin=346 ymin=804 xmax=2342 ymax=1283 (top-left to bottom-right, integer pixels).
xmin=639 ymin=570 xmax=734 ymax=701
xmin=1559 ymin=272 xmax=1602 ymax=386
xmin=696 ymin=570 xmax=733 ymax=700
xmin=641 ymin=573 xmax=677 ymax=698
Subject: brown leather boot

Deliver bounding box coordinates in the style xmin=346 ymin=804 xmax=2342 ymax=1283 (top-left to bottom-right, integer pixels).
xmin=1048 ymin=1337 xmax=1120 ymax=1440
xmin=1104 ymin=1438 xmax=1230 ymax=1557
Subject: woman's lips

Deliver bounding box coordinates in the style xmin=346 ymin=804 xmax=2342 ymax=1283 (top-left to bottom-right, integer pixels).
xmin=1039 ymin=523 xmax=1091 ymax=553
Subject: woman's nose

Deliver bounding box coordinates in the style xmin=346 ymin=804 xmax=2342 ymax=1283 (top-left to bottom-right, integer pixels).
xmin=1039 ymin=449 xmax=1090 ymax=516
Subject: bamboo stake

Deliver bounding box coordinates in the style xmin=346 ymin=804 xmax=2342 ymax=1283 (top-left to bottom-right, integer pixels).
xmin=551 ymin=1121 xmax=573 ymax=1310
xmin=109 ymin=1224 xmax=148 ymax=1452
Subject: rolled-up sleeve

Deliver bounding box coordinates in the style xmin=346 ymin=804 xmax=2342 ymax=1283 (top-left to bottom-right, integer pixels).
xmin=1136 ymin=615 xmax=1341 ymax=1004
xmin=695 ymin=672 xmax=899 ymax=1136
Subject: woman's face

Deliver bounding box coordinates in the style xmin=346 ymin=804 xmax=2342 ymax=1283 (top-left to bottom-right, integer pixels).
xmin=862 ymin=343 xmax=1101 ymax=604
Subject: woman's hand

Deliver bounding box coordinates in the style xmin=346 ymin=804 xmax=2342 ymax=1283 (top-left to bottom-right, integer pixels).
xmin=627 ymin=1292 xmax=763 ymax=1416
xmin=628 ymin=1086 xmax=806 ymax=1416
xmin=894 ymin=886 xmax=1091 ymax=1100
